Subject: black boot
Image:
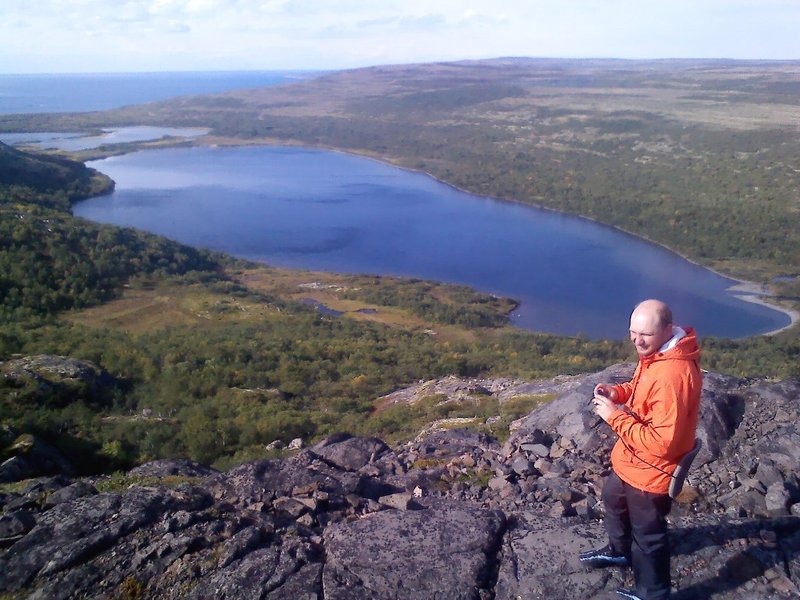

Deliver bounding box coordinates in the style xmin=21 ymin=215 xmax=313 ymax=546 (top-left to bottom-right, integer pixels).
xmin=578 ymin=544 xmax=630 ymax=568
xmin=615 ymin=589 xmax=645 ymax=600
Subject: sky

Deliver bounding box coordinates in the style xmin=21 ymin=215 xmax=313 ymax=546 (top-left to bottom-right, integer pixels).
xmin=1 ymin=0 xmax=798 ymax=74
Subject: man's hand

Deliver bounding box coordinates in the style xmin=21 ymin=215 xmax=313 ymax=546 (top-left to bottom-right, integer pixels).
xmin=592 ymin=394 xmax=618 ymax=422
xmin=593 ymin=383 xmax=619 ymax=402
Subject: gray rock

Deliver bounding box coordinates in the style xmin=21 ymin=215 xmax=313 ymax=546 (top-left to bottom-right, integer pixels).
xmin=187 ymin=537 xmax=321 ymax=599
xmin=693 ymin=372 xmax=746 ymax=464
xmin=0 ymin=510 xmax=36 ymax=543
xmin=323 ymin=500 xmax=505 ymax=599
xmin=755 ymin=459 xmax=784 ymax=489
xmin=765 ymin=482 xmax=791 ymax=515
xmin=43 ymin=481 xmax=97 ymax=507
xmin=509 ymin=363 xmax=633 ymax=449
xmin=311 ymin=435 xmax=389 ymax=471
xmin=0 ymin=456 xmax=27 ymax=484
xmin=573 ymin=498 xmax=597 ymax=519
xmin=217 ymin=525 xmax=266 ymax=568
xmin=0 ymin=354 xmax=115 ymax=409
xmin=378 ymin=492 xmax=418 ymax=511
xmin=519 ymin=428 xmax=548 ymax=446
xmin=0 ymin=484 xmax=213 ymax=592
xmin=0 ymin=435 xmax=75 ymax=483
xmin=759 ymin=431 xmax=800 ymax=472
xmin=718 ymin=485 xmax=768 ymax=517
xmin=548 ymin=500 xmax=575 ymax=518
xmin=265 ymin=439 xmax=285 ymax=450
xmin=208 ymin=453 xmax=364 ymax=507
xmin=496 ymin=512 xmax=612 ymax=599
xmin=740 ymin=477 xmax=767 ymax=494
xmin=510 ymin=456 xmax=535 ymax=476
xmin=1 ymin=366 xmax=799 ymax=600
xmin=273 ymin=496 xmax=311 ymax=518
xmin=488 ymin=476 xmax=509 ymax=491
xmin=522 ymin=443 xmax=550 ymax=458
xmin=127 ymin=458 xmax=218 ymax=479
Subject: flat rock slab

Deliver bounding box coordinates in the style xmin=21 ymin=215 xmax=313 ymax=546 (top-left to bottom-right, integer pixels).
xmin=323 ymin=500 xmax=506 ymax=599
xmin=496 ymin=512 xmax=625 ymax=600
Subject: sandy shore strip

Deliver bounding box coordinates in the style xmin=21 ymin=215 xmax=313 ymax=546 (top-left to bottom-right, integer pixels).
xmin=728 ymin=281 xmax=799 ymax=335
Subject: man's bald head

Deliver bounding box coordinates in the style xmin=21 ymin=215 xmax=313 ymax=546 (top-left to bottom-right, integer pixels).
xmin=635 ymin=299 xmax=672 ymax=328
xmin=629 ymin=299 xmax=674 ymax=356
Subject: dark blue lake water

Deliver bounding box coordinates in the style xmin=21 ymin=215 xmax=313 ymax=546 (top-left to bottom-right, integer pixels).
xmin=74 ymin=146 xmax=790 ymax=339
xmin=0 ymin=71 xmax=314 ymax=114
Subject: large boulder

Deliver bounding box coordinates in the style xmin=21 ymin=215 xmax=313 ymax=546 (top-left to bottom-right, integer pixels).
xmin=0 ymin=354 xmax=116 ymax=408
xmin=0 ymin=484 xmax=214 ymax=594
xmin=0 ymin=434 xmax=74 ymax=483
xmin=693 ymin=372 xmax=746 ymax=466
xmin=310 ymin=433 xmax=390 ymax=471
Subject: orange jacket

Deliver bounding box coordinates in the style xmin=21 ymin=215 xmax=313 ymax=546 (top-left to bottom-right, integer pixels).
xmin=607 ymin=327 xmax=702 ymax=494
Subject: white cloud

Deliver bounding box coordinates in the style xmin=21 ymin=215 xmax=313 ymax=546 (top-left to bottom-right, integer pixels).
xmin=0 ymin=0 xmax=797 ymax=73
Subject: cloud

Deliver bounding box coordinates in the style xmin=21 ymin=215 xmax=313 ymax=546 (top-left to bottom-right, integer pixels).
xmin=357 ymin=14 xmax=447 ymax=30
xmin=166 ymin=19 xmax=191 ymax=33
xmin=0 ymin=0 xmax=798 ymax=73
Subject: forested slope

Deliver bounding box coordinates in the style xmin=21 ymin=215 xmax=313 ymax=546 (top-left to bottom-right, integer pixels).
xmin=0 ymin=147 xmax=631 ymax=472
xmin=1 ymin=91 xmax=798 ymax=476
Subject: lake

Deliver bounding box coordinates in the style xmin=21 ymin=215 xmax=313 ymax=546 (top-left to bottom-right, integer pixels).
xmin=73 ymin=145 xmax=790 ymax=339
xmin=0 ymin=127 xmax=209 ymax=151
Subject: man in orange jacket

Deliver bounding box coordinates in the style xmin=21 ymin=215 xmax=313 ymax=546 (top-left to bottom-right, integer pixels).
xmin=579 ymin=299 xmax=702 ymax=600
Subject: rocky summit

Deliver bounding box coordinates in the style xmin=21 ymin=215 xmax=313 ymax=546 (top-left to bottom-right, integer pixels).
xmin=1 ymin=364 xmax=799 ymax=599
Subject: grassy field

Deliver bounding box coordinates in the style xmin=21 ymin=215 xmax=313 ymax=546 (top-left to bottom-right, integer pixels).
xmin=64 ymin=264 xmax=520 ymax=345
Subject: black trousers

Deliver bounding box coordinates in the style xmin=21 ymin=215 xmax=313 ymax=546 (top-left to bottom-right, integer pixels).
xmin=602 ymin=471 xmax=673 ymax=600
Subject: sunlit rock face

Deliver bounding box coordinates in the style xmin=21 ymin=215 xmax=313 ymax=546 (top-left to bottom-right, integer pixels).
xmin=1 ymin=367 xmax=799 ymax=599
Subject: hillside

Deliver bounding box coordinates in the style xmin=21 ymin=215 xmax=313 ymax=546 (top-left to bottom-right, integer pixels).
xmin=4 ymin=58 xmax=797 ymax=296
xmin=0 ymin=141 xmax=113 ymax=204
xmin=1 ymin=60 xmax=799 ymax=471
xmin=0 ymin=146 xmax=637 ymax=474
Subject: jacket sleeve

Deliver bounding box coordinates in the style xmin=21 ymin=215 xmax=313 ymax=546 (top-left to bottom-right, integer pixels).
xmin=606 ymin=379 xmax=680 ymax=458
xmin=612 ymin=382 xmax=634 ymax=404
xmin=611 ymin=363 xmax=641 ymax=405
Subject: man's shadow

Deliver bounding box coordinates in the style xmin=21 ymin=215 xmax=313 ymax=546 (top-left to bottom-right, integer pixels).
xmin=669 ymin=516 xmax=800 ymax=599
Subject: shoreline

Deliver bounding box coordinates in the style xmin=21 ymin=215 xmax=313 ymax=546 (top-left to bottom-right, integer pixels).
xmin=726 ymin=281 xmax=799 ymax=336
xmin=281 ymin=139 xmax=800 ymax=338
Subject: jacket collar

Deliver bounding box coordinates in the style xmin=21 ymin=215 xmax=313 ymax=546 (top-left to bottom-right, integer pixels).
xmin=659 ymin=325 xmax=687 ymax=353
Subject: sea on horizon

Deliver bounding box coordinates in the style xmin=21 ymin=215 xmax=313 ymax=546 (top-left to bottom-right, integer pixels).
xmin=0 ymin=70 xmax=319 ymax=115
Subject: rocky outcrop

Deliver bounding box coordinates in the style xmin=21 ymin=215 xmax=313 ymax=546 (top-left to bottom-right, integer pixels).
xmin=1 ymin=354 xmax=116 ymax=408
xmin=0 ymin=355 xmax=118 ymax=483
xmin=324 ymin=500 xmax=506 ymax=599
xmin=0 ymin=431 xmax=75 ymax=483
xmin=1 ymin=366 xmax=799 ymax=599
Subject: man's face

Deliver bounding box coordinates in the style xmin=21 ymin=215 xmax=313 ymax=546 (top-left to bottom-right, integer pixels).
xmin=629 ymin=309 xmax=672 ymax=357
